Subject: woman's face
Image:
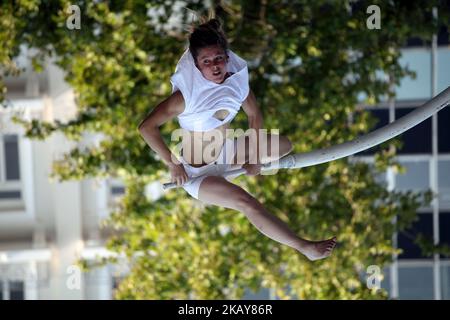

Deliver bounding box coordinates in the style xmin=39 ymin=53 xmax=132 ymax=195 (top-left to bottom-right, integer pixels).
xmin=195 ymin=45 xmax=229 ymax=84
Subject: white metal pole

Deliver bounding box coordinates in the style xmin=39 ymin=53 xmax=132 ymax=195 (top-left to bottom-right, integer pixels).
xmin=387 ymin=74 xmax=399 ymax=299
xmin=431 ymin=6 xmax=441 ymax=300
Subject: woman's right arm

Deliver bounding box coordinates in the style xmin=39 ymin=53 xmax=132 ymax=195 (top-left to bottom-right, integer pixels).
xmin=138 ymin=91 xmax=188 ymax=185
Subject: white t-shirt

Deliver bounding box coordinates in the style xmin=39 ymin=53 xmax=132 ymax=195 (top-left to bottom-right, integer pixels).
xmin=170 ymin=48 xmax=250 ymax=131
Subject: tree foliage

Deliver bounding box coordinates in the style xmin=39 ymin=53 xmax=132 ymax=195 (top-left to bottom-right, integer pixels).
xmin=1 ymin=0 xmax=449 ymax=299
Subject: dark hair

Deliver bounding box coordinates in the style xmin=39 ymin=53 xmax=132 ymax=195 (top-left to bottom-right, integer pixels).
xmin=188 ymin=18 xmax=229 ymax=63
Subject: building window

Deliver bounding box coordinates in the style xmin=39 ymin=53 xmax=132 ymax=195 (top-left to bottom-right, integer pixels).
xmin=0 ymin=134 xmax=22 ymax=208
xmin=112 ymin=276 xmax=121 ymax=291
xmin=3 ymin=135 xmax=20 ymax=180
xmin=380 ymin=267 xmax=391 ymax=296
xmin=437 ymin=25 xmax=450 ymax=46
xmin=439 ymin=212 xmax=450 ymax=259
xmin=441 ymin=264 xmax=450 ymax=300
xmin=0 ymin=280 xmax=25 ymax=300
xmin=108 ymin=179 xmax=125 ymax=207
xmin=112 ymin=275 xmax=125 ymax=298
xmin=395 ymin=159 xmax=430 ymax=194
xmin=0 ymin=190 xmax=21 ymax=200
xmin=395 ymin=49 xmax=431 ymax=100
xmin=370 ymin=109 xmax=390 ymax=130
xmin=439 ymin=161 xmax=450 ymax=209
xmin=398 ymin=266 xmax=434 ymax=299
xmin=9 ymin=281 xmax=24 ymax=300
xmin=398 ymin=213 xmax=433 ymax=260
xmin=438 ymin=47 xmax=450 ymax=92
xmin=111 ymin=186 xmax=125 ymax=196
xmin=396 ymin=108 xmax=432 ymax=154
xmin=438 ymin=106 xmax=450 ymax=153
xmin=108 ymin=178 xmax=125 ymax=197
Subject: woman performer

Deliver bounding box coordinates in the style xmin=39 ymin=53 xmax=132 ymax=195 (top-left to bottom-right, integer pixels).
xmin=138 ymin=18 xmax=336 ymax=261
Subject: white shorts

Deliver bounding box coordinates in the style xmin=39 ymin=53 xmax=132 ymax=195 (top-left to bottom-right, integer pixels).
xmin=180 ymin=138 xmax=243 ymax=199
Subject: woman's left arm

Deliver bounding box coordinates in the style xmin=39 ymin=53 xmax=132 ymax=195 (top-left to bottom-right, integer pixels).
xmin=242 ymin=89 xmax=264 ymax=174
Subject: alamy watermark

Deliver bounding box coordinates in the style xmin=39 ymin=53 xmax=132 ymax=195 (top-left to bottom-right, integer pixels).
xmin=366 ymin=5 xmax=381 ymax=30
xmin=0 ymin=264 xmax=83 ymax=290
xmin=66 ymin=265 xmax=82 ymax=290
xmin=66 ymin=4 xmax=81 ymax=30
xmin=366 ymin=265 xmax=382 ymax=292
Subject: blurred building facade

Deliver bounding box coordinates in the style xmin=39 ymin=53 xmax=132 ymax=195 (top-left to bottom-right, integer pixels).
xmin=0 ymin=33 xmax=449 ymax=300
xmin=0 ymin=46 xmax=130 ymax=299
xmin=355 ymin=26 xmax=450 ymax=299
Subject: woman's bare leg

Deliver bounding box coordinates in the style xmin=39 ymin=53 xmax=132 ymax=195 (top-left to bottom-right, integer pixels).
xmin=231 ymin=133 xmax=293 ymax=168
xmin=197 ymin=176 xmax=337 ymax=261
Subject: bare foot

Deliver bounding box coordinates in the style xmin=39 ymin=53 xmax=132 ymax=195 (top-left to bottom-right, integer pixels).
xmin=298 ymin=237 xmax=337 ymax=261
